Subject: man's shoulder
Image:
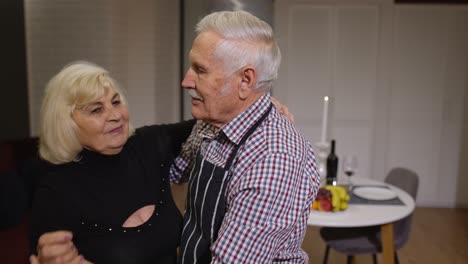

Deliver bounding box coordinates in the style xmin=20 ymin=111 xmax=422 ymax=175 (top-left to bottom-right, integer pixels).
xmin=260 ymin=109 xmax=311 ymax=156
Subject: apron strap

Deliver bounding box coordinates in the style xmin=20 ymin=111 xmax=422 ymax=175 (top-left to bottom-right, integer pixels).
xmin=224 ymin=103 xmax=272 ymax=170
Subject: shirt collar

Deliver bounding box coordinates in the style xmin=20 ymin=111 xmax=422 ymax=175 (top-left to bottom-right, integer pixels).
xmin=197 ymin=120 xmax=218 ymax=140
xmin=221 ymin=93 xmax=271 ymax=145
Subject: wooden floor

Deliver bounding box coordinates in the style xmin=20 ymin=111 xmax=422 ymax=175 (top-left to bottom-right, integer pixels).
xmin=303 ymin=207 xmax=468 ymax=264
xmin=171 ymin=184 xmax=468 ymax=263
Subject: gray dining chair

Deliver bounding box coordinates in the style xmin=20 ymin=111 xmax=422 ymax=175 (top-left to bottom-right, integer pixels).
xmin=319 ymin=167 xmax=419 ymax=264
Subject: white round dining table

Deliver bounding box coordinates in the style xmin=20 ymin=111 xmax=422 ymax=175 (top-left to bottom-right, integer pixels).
xmin=308 ymin=176 xmax=416 ymax=264
xmin=308 ymin=177 xmax=415 ymax=227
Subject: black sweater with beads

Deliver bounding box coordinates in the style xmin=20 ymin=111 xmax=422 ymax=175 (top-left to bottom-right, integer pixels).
xmin=30 ymin=120 xmax=195 ymax=264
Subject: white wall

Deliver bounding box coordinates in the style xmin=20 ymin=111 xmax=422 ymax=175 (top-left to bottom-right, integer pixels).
xmin=275 ymin=0 xmax=468 ymax=207
xmin=388 ymin=5 xmax=467 ymax=207
xmin=25 ymin=0 xmax=180 ymax=135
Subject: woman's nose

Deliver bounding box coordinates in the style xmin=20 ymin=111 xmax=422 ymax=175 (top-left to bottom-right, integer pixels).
xmin=108 ymin=107 xmax=122 ymax=121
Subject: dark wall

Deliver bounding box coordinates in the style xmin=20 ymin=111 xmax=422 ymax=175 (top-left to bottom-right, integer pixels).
xmin=0 ymin=0 xmax=30 ymax=142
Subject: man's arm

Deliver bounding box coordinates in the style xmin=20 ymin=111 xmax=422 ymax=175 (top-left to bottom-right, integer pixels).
xmin=211 ymin=152 xmax=317 ymax=263
xmin=169 ymin=120 xmax=204 ymax=183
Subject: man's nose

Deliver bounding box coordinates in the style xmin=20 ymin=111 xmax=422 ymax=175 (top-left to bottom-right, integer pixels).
xmin=181 ymin=69 xmax=195 ymax=89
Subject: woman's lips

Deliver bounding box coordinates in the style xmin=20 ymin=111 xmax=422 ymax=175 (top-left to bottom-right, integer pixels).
xmin=108 ymin=125 xmax=123 ymax=134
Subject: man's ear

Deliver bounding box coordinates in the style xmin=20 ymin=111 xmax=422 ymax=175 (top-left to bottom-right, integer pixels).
xmin=238 ymin=66 xmax=256 ymax=100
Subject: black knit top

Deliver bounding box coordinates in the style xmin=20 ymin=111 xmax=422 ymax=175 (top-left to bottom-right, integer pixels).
xmin=30 ymin=121 xmax=195 ymax=264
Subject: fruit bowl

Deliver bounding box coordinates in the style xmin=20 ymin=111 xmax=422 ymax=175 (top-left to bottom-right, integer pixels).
xmin=312 ymin=185 xmax=350 ymax=212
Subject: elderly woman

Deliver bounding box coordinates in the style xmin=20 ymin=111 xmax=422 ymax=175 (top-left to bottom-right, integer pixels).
xmin=29 ymin=61 xmax=195 ymax=264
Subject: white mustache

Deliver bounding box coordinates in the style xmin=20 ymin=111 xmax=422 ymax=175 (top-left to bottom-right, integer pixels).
xmin=188 ymin=89 xmax=204 ymax=101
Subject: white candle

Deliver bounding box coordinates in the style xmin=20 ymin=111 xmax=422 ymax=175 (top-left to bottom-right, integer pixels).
xmin=321 ymin=96 xmax=329 ymax=143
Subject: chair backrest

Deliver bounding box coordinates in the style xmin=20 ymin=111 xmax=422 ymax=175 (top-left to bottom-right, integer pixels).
xmin=384 ymin=167 xmax=419 ymax=249
xmin=385 ymin=167 xmax=419 ymax=199
xmin=0 ymin=137 xmax=39 ymax=264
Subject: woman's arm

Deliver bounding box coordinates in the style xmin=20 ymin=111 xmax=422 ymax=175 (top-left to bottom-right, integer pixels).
xmin=134 ymin=120 xmax=198 ymax=183
xmin=135 ymin=119 xmax=196 ymax=157
xmin=29 ymin=180 xmax=81 ymax=263
xmin=29 ymin=231 xmax=88 ymax=264
xmin=162 ymin=119 xmax=197 ymax=155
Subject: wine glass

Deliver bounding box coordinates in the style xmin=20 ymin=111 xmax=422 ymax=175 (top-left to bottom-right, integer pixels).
xmin=342 ymin=155 xmax=358 ymax=188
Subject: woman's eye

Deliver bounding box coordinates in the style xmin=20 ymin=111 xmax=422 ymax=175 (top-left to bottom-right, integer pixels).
xmin=91 ymin=107 xmax=102 ymax=114
xmin=112 ymin=100 xmax=121 ymax=106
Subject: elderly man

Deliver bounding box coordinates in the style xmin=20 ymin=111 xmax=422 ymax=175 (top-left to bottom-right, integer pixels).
xmin=171 ymin=11 xmax=320 ymax=264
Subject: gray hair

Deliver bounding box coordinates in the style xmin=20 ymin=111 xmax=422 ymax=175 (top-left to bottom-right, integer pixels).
xmin=196 ymin=11 xmax=281 ymax=91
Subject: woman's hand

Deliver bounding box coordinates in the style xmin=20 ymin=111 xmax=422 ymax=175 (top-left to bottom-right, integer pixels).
xmin=29 ymin=231 xmax=89 ymax=264
xmin=271 ymin=96 xmax=295 ymax=123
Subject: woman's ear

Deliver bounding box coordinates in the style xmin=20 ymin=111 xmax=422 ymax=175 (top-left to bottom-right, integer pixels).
xmin=238 ymin=66 xmax=256 ymax=100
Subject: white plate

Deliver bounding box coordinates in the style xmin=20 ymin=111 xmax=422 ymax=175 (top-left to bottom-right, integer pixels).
xmin=353 ymin=186 xmax=397 ymax=201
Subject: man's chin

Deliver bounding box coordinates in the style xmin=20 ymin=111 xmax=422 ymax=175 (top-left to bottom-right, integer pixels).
xmin=191 ymin=113 xmax=202 ymax=120
xmin=191 ymin=107 xmax=204 ymax=120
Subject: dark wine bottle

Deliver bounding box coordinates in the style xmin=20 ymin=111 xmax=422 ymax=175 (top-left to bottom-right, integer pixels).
xmin=326 ymin=140 xmax=338 ymax=185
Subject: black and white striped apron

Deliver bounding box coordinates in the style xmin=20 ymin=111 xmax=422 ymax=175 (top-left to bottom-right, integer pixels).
xmin=179 ymin=104 xmax=272 ymax=264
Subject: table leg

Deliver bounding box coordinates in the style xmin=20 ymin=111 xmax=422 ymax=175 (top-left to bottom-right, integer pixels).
xmin=381 ymin=223 xmax=394 ymax=264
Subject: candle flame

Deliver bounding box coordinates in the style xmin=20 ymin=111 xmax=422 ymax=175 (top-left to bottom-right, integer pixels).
xmin=324 ymin=96 xmax=329 ymax=101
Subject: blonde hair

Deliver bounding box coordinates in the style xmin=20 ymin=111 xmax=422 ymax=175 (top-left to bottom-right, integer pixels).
xmin=39 ymin=61 xmax=134 ymax=164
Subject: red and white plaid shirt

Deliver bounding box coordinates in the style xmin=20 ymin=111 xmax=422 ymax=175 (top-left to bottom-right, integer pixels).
xmin=170 ymin=94 xmax=320 ymax=263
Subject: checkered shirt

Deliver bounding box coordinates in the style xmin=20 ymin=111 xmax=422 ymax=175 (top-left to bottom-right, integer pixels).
xmin=170 ymin=93 xmax=320 ymax=263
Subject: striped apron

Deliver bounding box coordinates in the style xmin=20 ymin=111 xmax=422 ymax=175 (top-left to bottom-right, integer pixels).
xmin=179 ymin=104 xmax=272 ymax=264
